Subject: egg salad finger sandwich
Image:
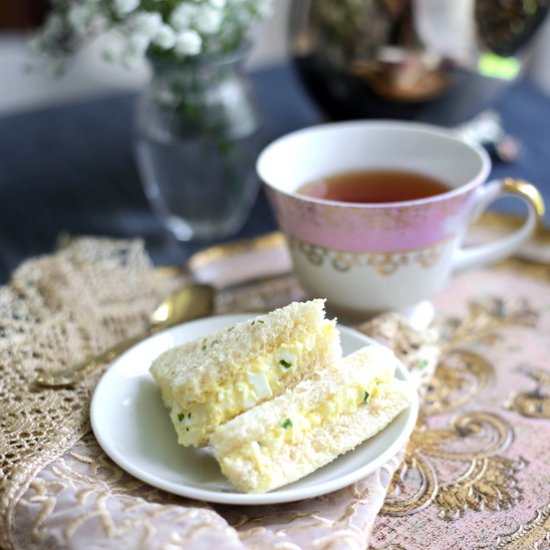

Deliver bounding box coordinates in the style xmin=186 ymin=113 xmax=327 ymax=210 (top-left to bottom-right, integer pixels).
xmin=210 ymin=345 xmax=412 ymax=493
xmin=150 ymin=299 xmax=341 ymax=447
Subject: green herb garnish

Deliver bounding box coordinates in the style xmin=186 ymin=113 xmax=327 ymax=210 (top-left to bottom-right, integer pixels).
xmin=257 ymin=319 xmax=264 ymax=324
xmin=279 ymin=359 xmax=292 ymax=369
xmin=178 ymin=413 xmax=185 ymax=422
xmin=363 ymin=391 xmax=370 ymax=404
xmin=201 ymin=339 xmax=207 ymax=351
xmin=188 ymin=412 xmax=192 ymax=419
xmin=280 ymin=418 xmax=293 ymax=429
xmin=211 ymin=339 xmax=220 ymax=346
xmin=415 ymin=358 xmax=429 ymax=370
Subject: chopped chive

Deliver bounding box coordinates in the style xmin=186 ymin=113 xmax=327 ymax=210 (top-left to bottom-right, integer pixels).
xmin=279 ymin=359 xmax=292 ymax=369
xmin=227 ymin=326 xmax=235 ymax=332
xmin=188 ymin=412 xmax=192 ymax=418
xmin=250 ymin=320 xmax=255 ymax=326
xmin=280 ymin=418 xmax=293 ymax=429
xmin=211 ymin=339 xmax=220 ymax=346
xmin=363 ymin=391 xmax=370 ymax=404
xmin=177 ymin=413 xmax=185 ymax=422
xmin=257 ymin=320 xmax=264 ymax=324
xmin=201 ymin=339 xmax=207 ymax=351
xmin=415 ymin=358 xmax=429 ymax=370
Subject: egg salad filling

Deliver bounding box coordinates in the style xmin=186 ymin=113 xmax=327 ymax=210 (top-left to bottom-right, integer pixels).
xmin=219 ymin=371 xmax=392 ymax=481
xmin=171 ymin=322 xmax=335 ymax=446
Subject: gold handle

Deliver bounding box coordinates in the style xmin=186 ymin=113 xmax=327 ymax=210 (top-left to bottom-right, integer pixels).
xmin=454 ymin=177 xmax=546 ymax=271
xmin=502 ymin=178 xmax=546 ymax=223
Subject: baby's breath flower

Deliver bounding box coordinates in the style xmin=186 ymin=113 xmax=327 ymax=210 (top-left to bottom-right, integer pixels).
xmin=154 ymin=24 xmax=177 ymax=49
xmin=114 ymin=0 xmax=140 ymax=17
xmin=195 ymin=6 xmax=224 ymax=35
xmin=129 ymin=12 xmax=163 ymax=38
xmin=103 ymin=41 xmax=124 ymax=62
xmin=128 ymin=32 xmax=151 ymax=55
xmin=31 ymin=0 xmax=273 ymax=66
xmin=67 ymin=4 xmax=96 ymax=34
xmin=175 ymin=30 xmax=202 ymax=56
xmin=42 ymin=13 xmax=65 ymax=39
xmin=170 ymin=4 xmax=198 ymax=31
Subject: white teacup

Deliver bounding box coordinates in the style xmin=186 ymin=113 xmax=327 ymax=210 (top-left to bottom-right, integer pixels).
xmin=257 ymin=121 xmax=544 ymax=323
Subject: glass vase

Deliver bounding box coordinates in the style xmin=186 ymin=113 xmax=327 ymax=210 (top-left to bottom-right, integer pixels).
xmin=135 ymin=46 xmax=263 ymax=242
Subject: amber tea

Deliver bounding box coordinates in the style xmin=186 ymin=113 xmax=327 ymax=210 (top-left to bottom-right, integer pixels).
xmin=298 ymin=169 xmax=451 ymax=203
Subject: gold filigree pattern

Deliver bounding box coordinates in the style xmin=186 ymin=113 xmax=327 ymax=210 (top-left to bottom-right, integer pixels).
xmin=289 ymin=236 xmax=449 ymax=275
xmin=423 ymin=350 xmax=494 ymax=415
xmin=381 ymin=297 xmax=538 ymax=521
xmin=505 ymin=364 xmax=550 ymax=419
xmin=490 ymin=502 xmax=550 ymax=549
xmin=382 ymin=411 xmax=524 ymax=519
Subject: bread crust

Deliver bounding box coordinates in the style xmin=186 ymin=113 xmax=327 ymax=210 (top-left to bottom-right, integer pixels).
xmin=150 ymin=299 xmax=336 ymax=406
xmin=211 ymin=346 xmax=412 ymax=493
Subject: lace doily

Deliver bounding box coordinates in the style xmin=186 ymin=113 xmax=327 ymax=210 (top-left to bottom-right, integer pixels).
xmin=0 ymin=238 xmax=179 ymax=550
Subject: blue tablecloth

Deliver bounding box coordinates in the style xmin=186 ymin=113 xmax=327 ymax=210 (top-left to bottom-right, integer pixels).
xmin=0 ymin=64 xmax=548 ymax=283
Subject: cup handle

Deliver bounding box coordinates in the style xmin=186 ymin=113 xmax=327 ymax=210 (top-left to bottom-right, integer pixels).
xmin=452 ymin=178 xmax=545 ymax=271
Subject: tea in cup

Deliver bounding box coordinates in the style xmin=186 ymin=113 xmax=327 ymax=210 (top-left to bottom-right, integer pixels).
xmin=257 ymin=121 xmax=544 ymax=322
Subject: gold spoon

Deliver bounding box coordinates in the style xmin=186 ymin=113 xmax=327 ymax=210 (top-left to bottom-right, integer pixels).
xmin=35 ymin=284 xmax=215 ymax=387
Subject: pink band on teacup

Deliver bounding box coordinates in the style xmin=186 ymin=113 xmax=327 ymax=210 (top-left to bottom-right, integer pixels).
xmin=268 ymin=189 xmax=477 ymax=252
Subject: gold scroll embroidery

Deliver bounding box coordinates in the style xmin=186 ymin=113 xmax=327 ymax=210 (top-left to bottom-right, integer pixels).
xmin=381 ymin=297 xmax=539 ymax=520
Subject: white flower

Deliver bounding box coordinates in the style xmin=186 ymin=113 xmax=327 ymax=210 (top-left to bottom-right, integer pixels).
xmin=154 ymin=24 xmax=177 ymax=49
xmin=127 ymin=32 xmax=151 ymax=55
xmin=195 ymin=6 xmax=224 ymax=35
xmin=103 ymin=41 xmax=124 ymax=62
xmin=28 ymin=35 xmax=45 ymax=54
xmin=175 ymin=30 xmax=202 ymax=56
xmin=129 ymin=12 xmax=163 ymax=38
xmin=31 ymin=0 xmax=276 ymax=68
xmin=67 ymin=4 xmax=96 ymax=34
xmin=170 ymin=4 xmax=198 ymax=31
xmin=114 ymin=0 xmax=139 ymax=17
xmin=123 ymin=33 xmax=150 ymax=67
xmin=42 ymin=13 xmax=65 ymax=39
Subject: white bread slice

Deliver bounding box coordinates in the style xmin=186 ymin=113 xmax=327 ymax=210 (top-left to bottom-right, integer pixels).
xmin=210 ymin=345 xmax=412 ymax=493
xmin=150 ymin=299 xmax=341 ymax=447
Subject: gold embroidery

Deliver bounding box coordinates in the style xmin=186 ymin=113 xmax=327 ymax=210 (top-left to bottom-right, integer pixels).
xmin=382 ymin=412 xmax=524 ymax=519
xmin=505 ymin=364 xmax=550 ymax=419
xmin=490 ymin=502 xmax=550 ymax=549
xmin=382 ymin=297 xmax=538 ymax=521
xmin=423 ymin=351 xmax=493 ymax=415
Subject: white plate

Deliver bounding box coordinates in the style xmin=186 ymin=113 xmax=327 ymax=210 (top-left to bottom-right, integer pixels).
xmin=91 ymin=314 xmax=418 ymax=505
